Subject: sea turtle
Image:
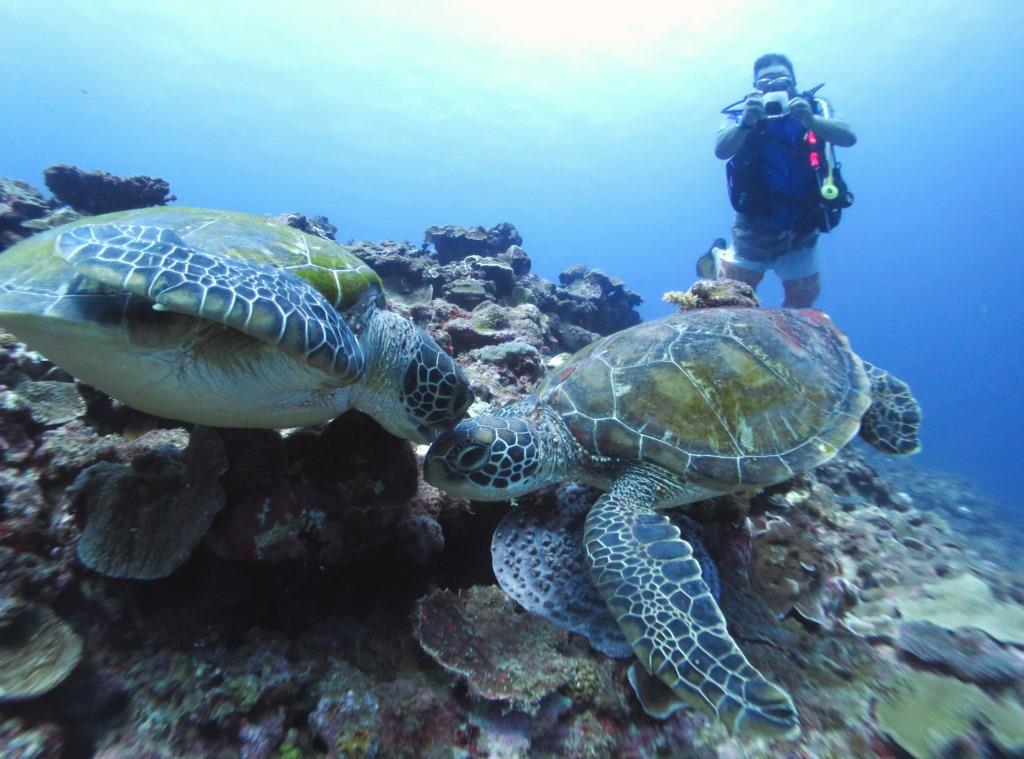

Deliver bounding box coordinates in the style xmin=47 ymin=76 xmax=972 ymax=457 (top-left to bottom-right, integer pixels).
xmin=425 ymin=306 xmax=921 ymax=738
xmin=0 ymin=207 xmax=472 ymax=441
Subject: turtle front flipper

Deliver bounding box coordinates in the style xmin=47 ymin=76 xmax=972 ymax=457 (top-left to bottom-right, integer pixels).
xmin=56 ymin=223 xmax=365 ymax=382
xmin=859 ymin=360 xmax=921 ymax=455
xmin=583 ymin=467 xmax=800 ymax=739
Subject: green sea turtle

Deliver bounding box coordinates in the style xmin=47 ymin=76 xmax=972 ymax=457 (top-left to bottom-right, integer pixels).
xmin=425 ymin=306 xmax=921 ymax=738
xmin=0 ymin=207 xmax=472 ymax=441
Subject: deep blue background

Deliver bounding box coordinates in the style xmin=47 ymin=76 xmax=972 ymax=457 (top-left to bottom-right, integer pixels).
xmin=3 ymin=1 xmax=1022 ymax=504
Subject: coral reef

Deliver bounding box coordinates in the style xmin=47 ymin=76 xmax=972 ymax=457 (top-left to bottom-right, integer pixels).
xmin=0 ymin=167 xmax=1021 ymax=757
xmin=423 ymin=222 xmax=522 ymax=264
xmin=72 ymin=427 xmax=228 ymax=579
xmin=0 ymin=603 xmax=82 ymax=700
xmin=275 ymin=212 xmax=338 ymax=241
xmin=42 ymin=164 xmax=174 ymax=215
xmin=849 ymin=570 xmax=1024 ymax=643
xmin=895 ymin=620 xmax=1024 ymax=684
xmin=0 ymin=178 xmax=67 ymax=252
xmin=414 ymin=585 xmax=576 ymax=713
xmin=3 ymin=164 xmax=174 ymax=252
xmin=663 ymin=277 xmax=760 ymax=310
xmin=349 ymin=234 xmax=641 ymax=362
xmin=874 ymin=670 xmax=1024 ymax=758
xmin=205 ymin=414 xmax=421 ymax=565
xmin=538 ymin=264 xmax=642 ymax=336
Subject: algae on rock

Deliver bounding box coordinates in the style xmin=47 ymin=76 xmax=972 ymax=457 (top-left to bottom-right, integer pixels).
xmin=874 ymin=669 xmax=1024 ymax=758
xmin=897 ymin=573 xmax=1024 ymax=644
xmin=0 ymin=604 xmax=82 ymax=701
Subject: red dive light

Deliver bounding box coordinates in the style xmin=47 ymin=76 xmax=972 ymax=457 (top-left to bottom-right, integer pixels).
xmin=806 ymin=130 xmax=821 ymax=168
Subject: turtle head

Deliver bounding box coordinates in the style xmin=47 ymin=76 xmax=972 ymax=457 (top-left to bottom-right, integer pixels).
xmin=424 ymin=410 xmax=545 ymax=500
xmin=357 ymin=309 xmax=473 ymax=443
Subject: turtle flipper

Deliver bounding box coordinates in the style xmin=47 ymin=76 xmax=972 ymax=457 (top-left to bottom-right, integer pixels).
xmin=583 ymin=469 xmax=800 ymax=739
xmin=859 ymin=361 xmax=921 ymax=455
xmin=493 ymin=483 xmax=723 ymax=662
xmin=56 ymin=223 xmax=364 ymax=381
xmin=628 ymin=662 xmax=690 ymax=719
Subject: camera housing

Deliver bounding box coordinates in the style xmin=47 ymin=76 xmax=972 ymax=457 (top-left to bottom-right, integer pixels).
xmin=763 ymin=90 xmax=790 ymax=119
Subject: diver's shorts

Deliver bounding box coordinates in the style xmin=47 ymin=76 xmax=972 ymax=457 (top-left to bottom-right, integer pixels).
xmin=724 ymin=214 xmax=820 ymax=281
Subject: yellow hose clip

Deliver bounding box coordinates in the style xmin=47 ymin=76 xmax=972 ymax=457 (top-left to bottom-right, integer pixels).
xmin=821 ymin=180 xmax=839 ymax=200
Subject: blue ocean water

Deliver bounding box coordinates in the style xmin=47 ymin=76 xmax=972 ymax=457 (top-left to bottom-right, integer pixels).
xmin=2 ymin=0 xmax=1022 ymax=506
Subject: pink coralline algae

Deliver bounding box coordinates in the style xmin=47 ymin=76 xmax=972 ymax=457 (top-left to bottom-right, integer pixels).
xmin=414 ymin=585 xmax=577 ymax=713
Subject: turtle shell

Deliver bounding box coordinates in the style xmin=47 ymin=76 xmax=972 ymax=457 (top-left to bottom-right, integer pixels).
xmin=538 ymin=307 xmax=871 ymax=489
xmin=0 ymin=206 xmax=382 ymax=315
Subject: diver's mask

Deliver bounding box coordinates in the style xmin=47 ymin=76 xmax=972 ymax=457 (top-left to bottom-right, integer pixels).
xmin=754 ymin=74 xmax=794 ymax=93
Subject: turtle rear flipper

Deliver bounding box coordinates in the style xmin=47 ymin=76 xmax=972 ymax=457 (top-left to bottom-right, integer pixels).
xmin=859 ymin=361 xmax=922 ymax=455
xmin=56 ymin=223 xmax=365 ymax=382
xmin=629 ymin=662 xmax=691 ymax=719
xmin=583 ymin=467 xmax=800 ymax=739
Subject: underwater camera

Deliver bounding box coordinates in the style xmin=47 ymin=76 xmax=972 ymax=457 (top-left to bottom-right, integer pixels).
xmin=763 ymin=90 xmax=790 ymax=119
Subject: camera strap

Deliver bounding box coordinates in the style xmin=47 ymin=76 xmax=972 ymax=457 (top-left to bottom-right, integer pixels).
xmin=720 ymin=82 xmax=825 ymax=117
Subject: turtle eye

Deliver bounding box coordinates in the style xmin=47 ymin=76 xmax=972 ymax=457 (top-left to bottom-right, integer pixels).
xmin=454 ymin=443 xmax=489 ymax=472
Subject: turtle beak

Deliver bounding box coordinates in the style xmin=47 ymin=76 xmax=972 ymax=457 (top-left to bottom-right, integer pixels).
xmin=418 ymin=422 xmax=446 ymax=444
xmin=423 ymin=434 xmax=455 ymax=488
xmin=449 ymin=377 xmax=474 ymax=421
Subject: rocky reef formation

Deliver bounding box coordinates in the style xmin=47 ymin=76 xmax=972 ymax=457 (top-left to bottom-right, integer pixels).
xmin=1 ymin=165 xmax=175 ymax=253
xmin=349 ymin=228 xmax=642 ymax=358
xmin=0 ymin=170 xmax=1021 ymax=758
xmin=274 ymin=212 xmax=339 ymax=241
xmin=42 ymin=165 xmax=174 ymax=216
xmin=0 ymin=179 xmax=71 ymax=252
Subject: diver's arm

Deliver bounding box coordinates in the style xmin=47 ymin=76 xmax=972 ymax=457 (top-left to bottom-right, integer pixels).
xmin=807 ymin=116 xmax=857 ymax=147
xmin=789 ymin=97 xmax=857 ymax=146
xmin=715 ymin=93 xmax=764 ymax=160
xmin=715 ymin=125 xmax=753 ymax=160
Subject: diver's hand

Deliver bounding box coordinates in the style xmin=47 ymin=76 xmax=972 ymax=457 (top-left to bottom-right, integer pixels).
xmin=740 ymin=93 xmax=764 ymax=128
xmin=788 ymin=97 xmax=815 ymax=128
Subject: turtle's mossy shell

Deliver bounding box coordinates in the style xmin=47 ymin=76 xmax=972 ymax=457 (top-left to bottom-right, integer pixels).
xmin=539 ymin=307 xmax=871 ymax=489
xmin=0 ymin=206 xmax=382 ymax=312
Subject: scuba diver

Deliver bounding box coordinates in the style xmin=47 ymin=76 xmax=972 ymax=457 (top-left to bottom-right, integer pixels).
xmin=696 ymin=53 xmax=856 ymax=308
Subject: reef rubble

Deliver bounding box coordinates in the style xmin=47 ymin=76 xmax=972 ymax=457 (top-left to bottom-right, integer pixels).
xmin=0 ymin=167 xmax=1021 ymax=758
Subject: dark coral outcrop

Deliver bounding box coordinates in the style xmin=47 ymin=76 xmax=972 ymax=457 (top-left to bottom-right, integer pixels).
xmin=275 ymin=212 xmax=338 ymax=241
xmin=424 ymin=222 xmax=523 ymax=264
xmin=204 ymin=413 xmax=421 ymax=565
xmin=42 ymin=164 xmax=174 ymax=215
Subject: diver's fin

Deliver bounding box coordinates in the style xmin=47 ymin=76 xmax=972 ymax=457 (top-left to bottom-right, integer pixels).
xmin=695 ymin=237 xmax=726 ymax=280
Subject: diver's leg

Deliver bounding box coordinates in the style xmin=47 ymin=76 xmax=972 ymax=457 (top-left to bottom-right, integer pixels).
xmin=720 ymin=215 xmax=778 ymax=291
xmin=776 ymin=236 xmax=821 ymax=308
xmin=781 ymin=273 xmax=821 ymax=308
xmin=718 ymin=258 xmax=764 ymax=289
